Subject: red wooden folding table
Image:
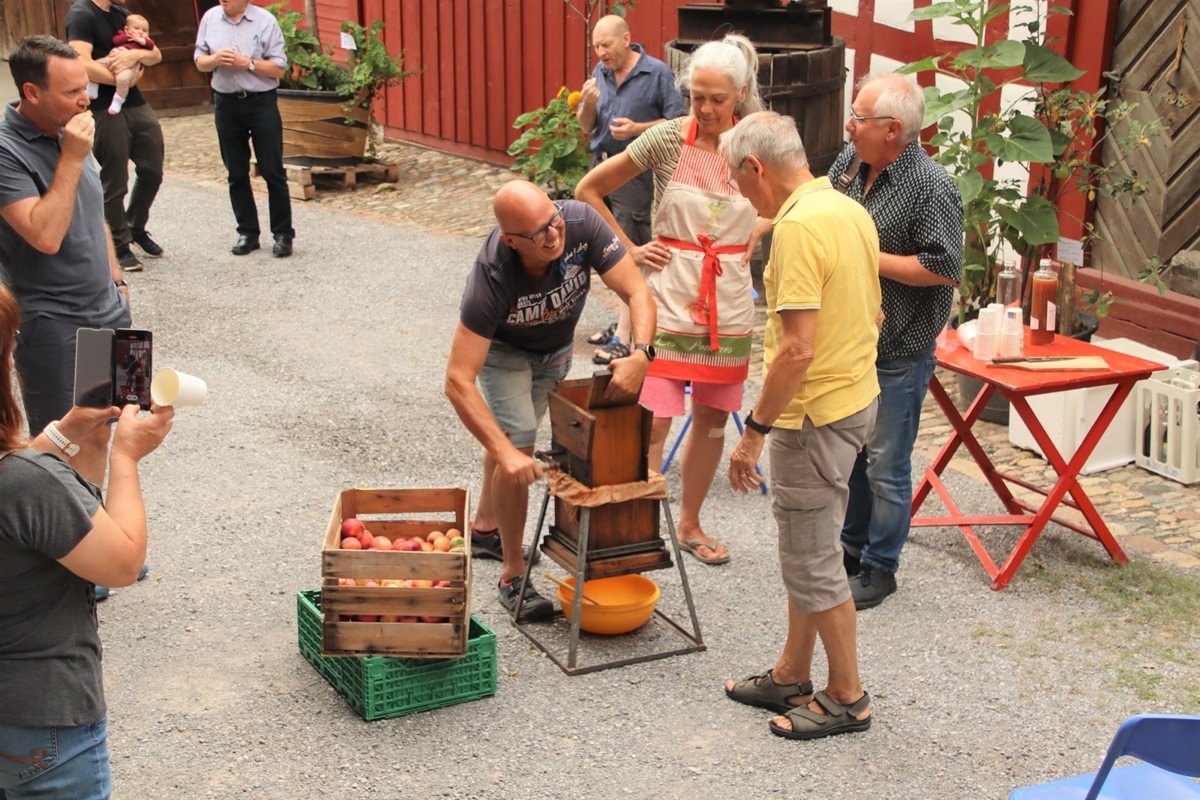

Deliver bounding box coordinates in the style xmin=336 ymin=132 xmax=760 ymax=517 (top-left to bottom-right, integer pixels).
xmin=912 ymin=332 xmax=1165 ymax=589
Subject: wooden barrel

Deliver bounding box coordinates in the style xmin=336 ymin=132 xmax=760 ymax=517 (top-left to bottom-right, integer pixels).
xmin=665 ymin=37 xmax=846 ymax=176
xmin=277 ymin=89 xmax=370 ymax=164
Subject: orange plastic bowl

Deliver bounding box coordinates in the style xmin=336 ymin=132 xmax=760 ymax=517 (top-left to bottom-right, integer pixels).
xmin=555 ymin=574 xmax=660 ymax=635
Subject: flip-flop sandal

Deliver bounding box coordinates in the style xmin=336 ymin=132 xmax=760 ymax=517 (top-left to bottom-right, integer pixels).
xmin=725 ymin=670 xmax=814 ymax=713
xmin=592 ymin=340 xmax=630 ymax=365
xmin=679 ymin=537 xmax=730 ymax=565
xmin=768 ymin=690 xmax=872 ymax=740
xmin=587 ymin=322 xmax=617 ymax=345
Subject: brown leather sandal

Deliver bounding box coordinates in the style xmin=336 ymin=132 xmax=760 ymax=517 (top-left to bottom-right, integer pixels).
xmin=725 ymin=670 xmax=814 ymax=713
xmin=768 ymin=690 xmax=872 ymax=740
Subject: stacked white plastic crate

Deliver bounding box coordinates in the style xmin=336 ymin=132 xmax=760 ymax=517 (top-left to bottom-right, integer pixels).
xmin=1006 ymin=338 xmax=1197 ymax=475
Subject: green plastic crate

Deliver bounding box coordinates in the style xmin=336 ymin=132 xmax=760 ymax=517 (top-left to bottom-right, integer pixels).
xmin=297 ymin=590 xmax=496 ymax=720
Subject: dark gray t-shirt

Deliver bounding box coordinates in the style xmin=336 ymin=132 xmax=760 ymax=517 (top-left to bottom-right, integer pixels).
xmin=0 ymin=449 xmax=105 ymax=727
xmin=0 ymin=102 xmax=127 ymax=325
xmin=459 ymin=200 xmax=627 ymax=355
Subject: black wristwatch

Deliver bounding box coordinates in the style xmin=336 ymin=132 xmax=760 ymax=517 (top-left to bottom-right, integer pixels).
xmin=633 ymin=343 xmax=656 ymax=362
xmin=113 ymin=279 xmax=129 ymax=288
xmin=744 ymin=410 xmax=772 ymax=435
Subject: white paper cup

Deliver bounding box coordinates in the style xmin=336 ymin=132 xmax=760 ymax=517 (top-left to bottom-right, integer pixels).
xmin=151 ymin=368 xmax=208 ymax=407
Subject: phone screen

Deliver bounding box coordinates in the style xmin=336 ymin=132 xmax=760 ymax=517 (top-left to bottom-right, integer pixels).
xmin=74 ymin=328 xmax=115 ymax=409
xmin=113 ymin=329 xmax=152 ymax=410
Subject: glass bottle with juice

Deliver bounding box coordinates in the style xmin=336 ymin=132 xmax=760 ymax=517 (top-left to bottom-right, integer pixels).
xmin=1030 ymin=259 xmax=1057 ymax=346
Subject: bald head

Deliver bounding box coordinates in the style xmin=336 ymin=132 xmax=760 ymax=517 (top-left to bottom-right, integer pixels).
xmin=593 ymin=15 xmax=629 ymax=39
xmin=493 ymin=180 xmax=553 ymax=232
xmin=592 ymin=15 xmax=633 ymax=72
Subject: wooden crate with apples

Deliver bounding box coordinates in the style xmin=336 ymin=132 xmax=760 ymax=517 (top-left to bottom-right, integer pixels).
xmin=321 ymin=487 xmax=471 ymax=658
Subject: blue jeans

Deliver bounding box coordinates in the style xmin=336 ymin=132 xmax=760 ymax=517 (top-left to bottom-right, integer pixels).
xmin=477 ymin=340 xmax=573 ymax=449
xmin=0 ymin=716 xmax=111 ymax=799
xmin=840 ymin=342 xmax=939 ymax=574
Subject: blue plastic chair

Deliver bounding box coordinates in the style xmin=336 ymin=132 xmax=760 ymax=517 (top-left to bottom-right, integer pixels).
xmin=1009 ymin=713 xmax=1200 ymax=799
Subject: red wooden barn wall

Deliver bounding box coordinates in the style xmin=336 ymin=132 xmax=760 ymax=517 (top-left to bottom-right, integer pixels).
xmin=296 ymin=0 xmax=1114 ymax=245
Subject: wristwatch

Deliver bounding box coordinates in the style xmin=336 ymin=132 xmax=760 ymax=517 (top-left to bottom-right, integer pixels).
xmin=632 ymin=343 xmax=656 ymax=362
xmin=44 ymin=421 xmax=81 ymax=457
xmin=744 ymin=410 xmax=772 ymax=435
xmin=247 ymin=59 xmax=256 ymax=72
xmin=113 ymin=279 xmax=128 ymax=288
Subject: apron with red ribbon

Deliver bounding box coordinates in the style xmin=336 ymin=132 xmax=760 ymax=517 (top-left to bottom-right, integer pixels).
xmin=647 ymin=118 xmax=757 ymax=384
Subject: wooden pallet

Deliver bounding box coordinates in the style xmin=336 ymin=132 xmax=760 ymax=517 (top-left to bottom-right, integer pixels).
xmin=250 ymin=160 xmax=400 ymax=201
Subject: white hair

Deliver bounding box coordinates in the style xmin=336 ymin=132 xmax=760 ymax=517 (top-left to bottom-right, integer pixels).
xmin=720 ymin=111 xmax=808 ymax=172
xmin=856 ymin=73 xmax=924 ymax=142
xmin=678 ymin=33 xmax=764 ymax=116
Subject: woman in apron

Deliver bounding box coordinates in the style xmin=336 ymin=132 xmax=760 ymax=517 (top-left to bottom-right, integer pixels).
xmin=576 ymin=34 xmax=768 ymax=565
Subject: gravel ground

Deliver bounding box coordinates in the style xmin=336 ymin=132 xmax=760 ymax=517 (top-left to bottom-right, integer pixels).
xmin=93 ymin=177 xmax=1198 ymax=800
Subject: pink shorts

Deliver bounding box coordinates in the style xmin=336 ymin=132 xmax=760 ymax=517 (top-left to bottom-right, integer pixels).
xmin=639 ymin=376 xmax=744 ymax=418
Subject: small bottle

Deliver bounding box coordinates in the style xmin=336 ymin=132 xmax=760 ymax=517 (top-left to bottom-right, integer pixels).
xmin=997 ymin=259 xmax=1021 ymax=308
xmin=1030 ymin=258 xmax=1058 ymax=346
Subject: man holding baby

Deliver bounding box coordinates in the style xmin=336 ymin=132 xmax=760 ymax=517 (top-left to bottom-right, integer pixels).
xmin=66 ymin=0 xmax=166 ymax=272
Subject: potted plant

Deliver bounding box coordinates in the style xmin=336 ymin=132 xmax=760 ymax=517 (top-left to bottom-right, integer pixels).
xmin=901 ymin=0 xmax=1162 ymax=420
xmin=901 ymin=0 xmax=1161 ymax=329
xmin=507 ymin=87 xmax=590 ymax=199
xmin=267 ymin=3 xmax=417 ymax=162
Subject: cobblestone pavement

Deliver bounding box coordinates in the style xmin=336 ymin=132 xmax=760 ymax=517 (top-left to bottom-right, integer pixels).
xmin=160 ymin=113 xmax=1200 ymax=570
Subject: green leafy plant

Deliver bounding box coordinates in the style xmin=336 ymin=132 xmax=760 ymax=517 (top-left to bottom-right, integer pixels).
xmin=901 ymin=0 xmax=1162 ymax=325
xmin=266 ymin=4 xmax=416 ymax=122
xmin=508 ymin=87 xmax=590 ymax=199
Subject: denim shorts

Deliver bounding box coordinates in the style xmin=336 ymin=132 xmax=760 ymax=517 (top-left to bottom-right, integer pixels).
xmin=477 ymin=339 xmax=573 ymax=449
xmin=0 ymin=716 xmax=111 ymax=799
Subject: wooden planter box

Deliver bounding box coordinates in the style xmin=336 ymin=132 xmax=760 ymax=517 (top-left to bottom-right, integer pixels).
xmin=278 ymin=89 xmax=370 ymax=162
xmin=320 ymin=488 xmax=471 ymax=658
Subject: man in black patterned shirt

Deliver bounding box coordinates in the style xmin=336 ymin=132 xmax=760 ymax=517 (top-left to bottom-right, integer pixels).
xmin=831 ymin=73 xmax=963 ymax=610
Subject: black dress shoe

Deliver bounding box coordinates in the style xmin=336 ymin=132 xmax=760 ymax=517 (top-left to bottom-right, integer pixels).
xmin=272 ymin=234 xmax=293 ymax=257
xmin=851 ymin=565 xmax=897 ymax=610
xmin=231 ymin=235 xmax=260 ymax=255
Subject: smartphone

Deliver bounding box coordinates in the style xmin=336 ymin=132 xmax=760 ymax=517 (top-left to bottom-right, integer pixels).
xmin=73 ymin=327 xmax=153 ymax=410
xmin=113 ymin=328 xmax=152 ymax=410
xmin=74 ymin=327 xmax=116 ymax=409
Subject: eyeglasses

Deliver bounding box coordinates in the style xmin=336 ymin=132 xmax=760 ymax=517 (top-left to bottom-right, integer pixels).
xmin=848 ymin=111 xmax=895 ymax=126
xmin=507 ymin=207 xmax=564 ymax=246
xmin=727 ymin=157 xmax=747 ymax=192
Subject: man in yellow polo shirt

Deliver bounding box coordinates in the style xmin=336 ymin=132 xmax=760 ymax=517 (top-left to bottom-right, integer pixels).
xmin=718 ymin=111 xmax=882 ymax=741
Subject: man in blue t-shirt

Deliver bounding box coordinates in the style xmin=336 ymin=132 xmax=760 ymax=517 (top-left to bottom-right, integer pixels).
xmin=446 ymin=180 xmax=656 ymax=622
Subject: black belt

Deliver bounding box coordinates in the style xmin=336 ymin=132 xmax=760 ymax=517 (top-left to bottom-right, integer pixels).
xmin=214 ymin=88 xmax=275 ymax=99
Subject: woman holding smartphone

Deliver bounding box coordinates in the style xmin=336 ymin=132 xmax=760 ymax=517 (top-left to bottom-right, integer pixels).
xmin=0 ymin=282 xmax=173 ymax=798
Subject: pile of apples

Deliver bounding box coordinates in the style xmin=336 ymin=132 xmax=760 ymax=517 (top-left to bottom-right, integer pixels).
xmin=338 ymin=517 xmax=466 ymax=553
xmin=335 ymin=517 xmax=463 ymax=624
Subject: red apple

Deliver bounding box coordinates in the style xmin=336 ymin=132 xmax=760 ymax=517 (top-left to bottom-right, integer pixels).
xmin=341 ymin=537 xmax=362 ymax=550
xmin=426 ymin=530 xmax=444 ymax=543
xmin=399 ymin=615 xmax=420 ymax=623
xmin=434 ymin=580 xmax=451 ymax=588
xmin=432 ymin=537 xmax=451 ymax=552
xmin=341 ymin=518 xmax=366 ymax=539
xmin=446 ymin=527 xmax=463 ymax=539
xmin=359 ymin=532 xmax=373 ymax=548
xmin=420 ymin=616 xmax=446 ymax=624
xmin=357 ymin=614 xmax=379 ymax=622
xmin=420 ymin=542 xmax=434 ymax=552
xmin=369 ymin=536 xmax=392 ymax=551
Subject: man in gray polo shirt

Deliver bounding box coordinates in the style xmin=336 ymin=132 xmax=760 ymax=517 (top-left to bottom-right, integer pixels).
xmin=0 ymin=36 xmax=131 ymax=436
